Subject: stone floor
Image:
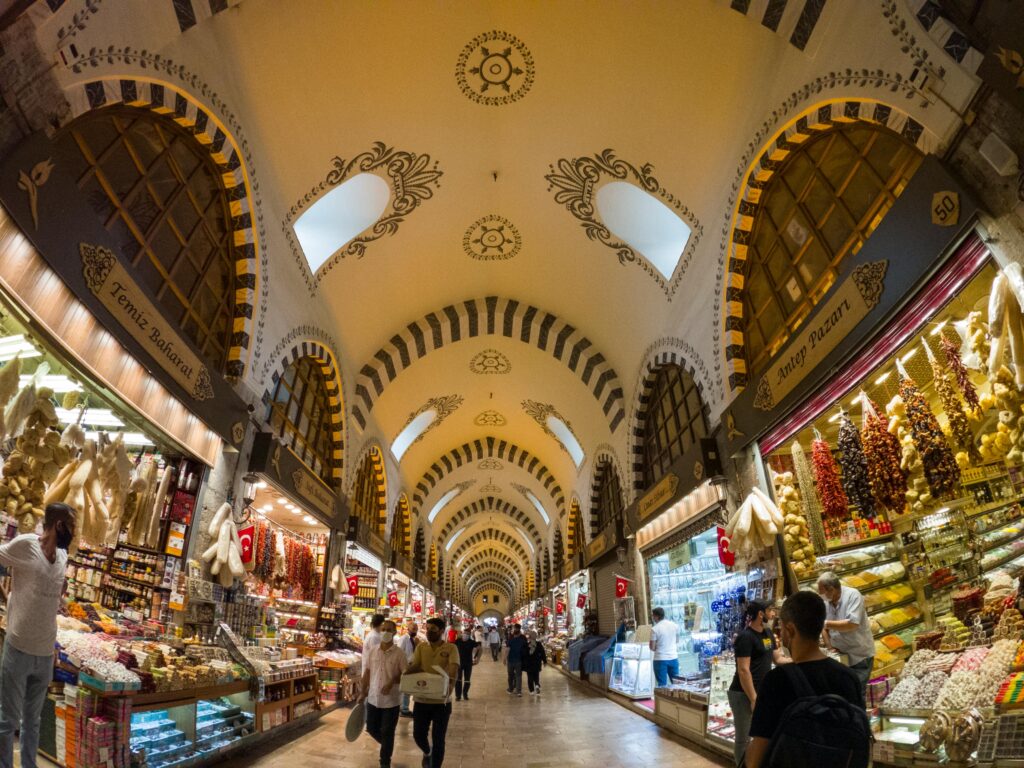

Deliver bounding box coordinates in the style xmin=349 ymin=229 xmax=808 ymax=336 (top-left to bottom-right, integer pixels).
xmin=219 ymin=658 xmax=729 ymax=767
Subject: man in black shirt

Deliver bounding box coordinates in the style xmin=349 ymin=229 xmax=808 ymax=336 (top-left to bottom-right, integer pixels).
xmin=453 ymin=628 xmax=481 ymax=701
xmin=745 ymin=592 xmax=864 ymax=768
xmin=728 ymin=601 xmax=789 ymax=767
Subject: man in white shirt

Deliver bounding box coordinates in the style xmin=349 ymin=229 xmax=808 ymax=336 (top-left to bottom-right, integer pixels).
xmin=487 ymin=627 xmax=501 ymax=661
xmin=817 ymin=572 xmax=876 ymax=697
xmin=0 ymin=503 xmax=75 ymax=768
xmin=649 ymin=606 xmax=680 ymax=687
xmin=396 ymin=621 xmax=419 ymax=717
xmin=363 ymin=613 xmax=386 ymax=656
xmin=359 ymin=620 xmax=406 ymax=768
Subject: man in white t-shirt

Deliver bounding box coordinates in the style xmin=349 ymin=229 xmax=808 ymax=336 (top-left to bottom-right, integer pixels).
xmin=363 ymin=613 xmax=385 ymax=657
xmin=649 ymin=606 xmax=680 ymax=687
xmin=396 ymin=621 xmax=419 ymax=717
xmin=359 ymin=620 xmax=406 ymax=768
xmin=0 ymin=503 xmax=75 ymax=768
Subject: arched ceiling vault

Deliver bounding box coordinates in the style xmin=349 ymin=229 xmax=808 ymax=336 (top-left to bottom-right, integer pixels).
xmin=449 ymin=529 xmax=532 ymax=570
xmin=434 ymin=497 xmax=543 ymax=549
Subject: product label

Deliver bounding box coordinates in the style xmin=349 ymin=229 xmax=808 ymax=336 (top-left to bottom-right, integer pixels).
xmin=165 ymin=522 xmax=187 ymax=557
xmin=667 ymin=541 xmax=692 ymax=571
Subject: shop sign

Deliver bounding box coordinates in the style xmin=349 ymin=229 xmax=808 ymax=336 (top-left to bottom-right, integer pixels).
xmin=667 ymin=541 xmax=692 ymax=571
xmin=585 ymin=520 xmax=620 ymax=565
xmin=752 ymin=260 xmax=888 ymax=413
xmin=290 ymin=468 xmax=334 ymax=520
xmin=249 ymin=432 xmax=343 ymax=528
xmin=637 ymin=473 xmax=679 ymax=524
xmin=931 ymin=191 xmax=960 ymax=227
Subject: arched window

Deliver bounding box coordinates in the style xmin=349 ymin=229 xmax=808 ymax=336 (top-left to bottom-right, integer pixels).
xmin=592 ymin=459 xmax=624 ymax=533
xmin=553 ymin=530 xmax=564 ymax=568
xmin=414 ymin=527 xmax=426 ymax=571
xmin=568 ymin=500 xmax=584 ymax=557
xmin=743 ymin=123 xmax=923 ymax=373
xmin=641 ymin=364 xmax=709 ymax=490
xmin=57 ymin=107 xmax=239 ymax=370
xmin=352 ymin=450 xmax=385 ymax=533
xmin=266 ymin=356 xmax=336 ymax=488
xmin=390 ymin=497 xmax=410 ymax=557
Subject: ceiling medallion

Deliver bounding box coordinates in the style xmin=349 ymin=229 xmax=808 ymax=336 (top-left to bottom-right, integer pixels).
xmin=481 ymin=479 xmax=502 ymax=495
xmin=469 ymin=349 xmax=511 ymax=375
xmin=463 ymin=215 xmax=521 ymax=261
xmin=474 ymin=410 xmax=508 ymax=427
xmin=456 ymin=30 xmax=535 ymax=106
xmin=478 ymin=458 xmax=504 ymax=470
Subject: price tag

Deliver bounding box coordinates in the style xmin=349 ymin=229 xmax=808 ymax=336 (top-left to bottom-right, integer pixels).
xmin=931 ymin=191 xmax=960 ymax=226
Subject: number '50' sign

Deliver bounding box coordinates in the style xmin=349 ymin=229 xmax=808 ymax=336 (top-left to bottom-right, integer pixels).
xmin=931 ymin=191 xmax=960 ymax=227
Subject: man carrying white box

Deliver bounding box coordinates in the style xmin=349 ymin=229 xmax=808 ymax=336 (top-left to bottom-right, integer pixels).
xmin=403 ymin=617 xmax=459 ymax=768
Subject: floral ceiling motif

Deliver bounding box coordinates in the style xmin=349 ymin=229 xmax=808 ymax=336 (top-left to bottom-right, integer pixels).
xmin=474 ymin=410 xmax=508 ymax=427
xmin=470 ymin=349 xmax=511 ymax=375
xmin=456 ymin=30 xmax=535 ymax=106
xmin=401 ymin=394 xmax=464 ymax=445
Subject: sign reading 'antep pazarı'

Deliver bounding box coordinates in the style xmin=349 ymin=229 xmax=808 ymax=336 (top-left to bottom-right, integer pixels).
xmin=752 ymin=260 xmax=888 ymax=412
xmin=80 ymin=243 xmax=214 ymax=401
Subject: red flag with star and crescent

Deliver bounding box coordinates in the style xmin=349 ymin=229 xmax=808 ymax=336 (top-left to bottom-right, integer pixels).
xmin=615 ymin=577 xmax=629 ymax=598
xmin=346 ymin=574 xmax=360 ymax=596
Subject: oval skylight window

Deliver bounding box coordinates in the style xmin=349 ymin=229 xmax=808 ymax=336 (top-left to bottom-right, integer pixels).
xmin=391 ymin=408 xmax=436 ymax=461
xmin=293 ymin=173 xmax=390 ymax=272
xmin=428 ymin=487 xmax=462 ymax=523
xmin=545 ymin=415 xmax=585 ymax=468
xmin=595 ymin=181 xmax=692 ymax=281
xmin=523 ymin=489 xmax=551 ymax=526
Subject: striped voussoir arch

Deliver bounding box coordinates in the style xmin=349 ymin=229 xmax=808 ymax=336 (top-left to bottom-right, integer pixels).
xmin=413 ymin=437 xmax=565 ymax=519
xmin=462 ymin=549 xmax=527 ymax=579
xmin=352 ymin=297 xmax=626 ymax=433
xmin=590 ymin=450 xmax=625 ymax=540
xmin=567 ymin=497 xmax=584 ymax=556
xmin=723 ymin=99 xmax=940 ymax=392
xmin=716 ymin=0 xmax=830 ymax=53
xmin=471 ymin=580 xmax=512 ymax=600
xmin=904 ymin=0 xmax=983 ymax=72
xmin=456 ymin=540 xmax=530 ymax=576
xmin=451 ymin=529 xmax=531 ymax=569
xmin=170 ymin=0 xmax=243 ymax=32
xmin=628 ymin=352 xmax=712 ymax=493
xmin=434 ymin=497 xmax=543 ymax=548
xmin=468 ymin=572 xmax=517 ymax=596
xmin=261 ymin=340 xmax=344 ymax=486
xmin=390 ymin=495 xmax=412 ymax=557
xmin=465 ymin=561 xmax=520 ymax=587
xmin=67 ymin=77 xmax=257 ymax=378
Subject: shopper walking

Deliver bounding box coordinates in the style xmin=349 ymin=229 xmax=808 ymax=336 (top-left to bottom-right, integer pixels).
xmin=453 ymin=628 xmax=481 ymax=701
xmin=364 ymin=613 xmax=386 ymax=657
xmin=358 ymin=620 xmax=406 ymax=768
xmin=745 ymin=592 xmax=867 ymax=768
xmin=523 ymin=630 xmax=547 ymax=695
xmin=487 ymin=627 xmax=501 ymax=661
xmin=505 ymin=623 xmax=527 ymax=696
xmin=406 ymin=617 xmax=459 ymax=768
xmin=816 ymin=571 xmax=875 ymax=697
xmin=728 ymin=600 xmax=790 ymax=767
xmin=0 ymin=502 xmax=75 ymax=768
xmin=649 ymin=607 xmax=680 ymax=686
xmin=396 ymin=621 xmax=419 ymax=717
xmin=472 ymin=625 xmax=484 ymax=644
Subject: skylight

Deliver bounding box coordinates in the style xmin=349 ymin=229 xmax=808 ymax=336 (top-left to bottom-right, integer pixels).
xmin=293 ymin=173 xmax=390 ymax=273
xmin=545 ymin=415 xmax=585 ymax=467
xmin=523 ymin=490 xmax=551 ymax=525
xmin=446 ymin=526 xmax=467 ymax=551
xmin=428 ymin=488 xmax=462 ymax=523
xmin=391 ymin=408 xmax=437 ymax=461
xmin=595 ymin=181 xmax=692 ymax=281
xmin=518 ymin=529 xmax=536 ymax=555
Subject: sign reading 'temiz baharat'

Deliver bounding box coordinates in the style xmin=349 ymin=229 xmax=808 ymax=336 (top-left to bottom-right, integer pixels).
xmin=752 ymin=260 xmax=888 ymax=412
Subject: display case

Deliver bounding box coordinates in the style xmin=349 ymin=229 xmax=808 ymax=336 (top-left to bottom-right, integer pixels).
xmin=705 ymin=657 xmax=737 ymax=750
xmin=608 ymin=642 xmax=654 ymax=700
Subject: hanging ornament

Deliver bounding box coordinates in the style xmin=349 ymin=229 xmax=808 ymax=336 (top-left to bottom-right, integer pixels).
xmin=837 ymin=412 xmax=877 ymax=518
xmin=791 ymin=441 xmax=827 ymax=553
xmin=812 ymin=433 xmax=850 ymax=521
xmin=898 ymin=362 xmax=961 ymax=500
xmin=859 ymin=394 xmax=907 ymax=514
xmin=927 ymin=340 xmax=981 ymax=464
xmin=940 ymin=334 xmax=981 ymax=415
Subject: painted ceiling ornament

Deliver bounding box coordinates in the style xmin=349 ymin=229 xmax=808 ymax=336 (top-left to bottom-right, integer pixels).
xmin=463 ymin=215 xmax=522 ymax=260
xmin=521 ymin=399 xmax=582 ymax=459
xmin=544 ymin=149 xmax=702 ymax=298
xmin=456 ymin=30 xmax=535 ymax=106
xmin=473 ymin=410 xmax=507 ymax=427
xmin=469 ymin=349 xmax=511 ymax=375
xmin=478 ymin=458 xmax=504 ymax=471
xmin=401 ymin=394 xmax=464 ymax=447
xmin=480 ymin=479 xmax=502 ymax=495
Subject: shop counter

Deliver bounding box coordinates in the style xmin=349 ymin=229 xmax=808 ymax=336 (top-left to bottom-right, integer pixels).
xmin=653 ymin=689 xmax=708 ymax=747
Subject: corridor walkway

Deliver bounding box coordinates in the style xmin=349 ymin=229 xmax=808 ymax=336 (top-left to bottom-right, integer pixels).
xmin=223 ymin=657 xmax=728 ymax=767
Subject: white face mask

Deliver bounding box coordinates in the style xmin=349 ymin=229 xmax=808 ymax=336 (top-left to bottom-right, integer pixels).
xmin=381 ymin=631 xmax=395 ymax=643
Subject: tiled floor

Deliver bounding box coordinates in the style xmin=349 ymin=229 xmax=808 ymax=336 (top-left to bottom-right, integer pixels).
xmin=220 ymin=658 xmax=729 ymax=767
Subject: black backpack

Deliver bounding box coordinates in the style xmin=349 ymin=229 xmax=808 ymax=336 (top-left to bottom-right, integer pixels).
xmin=762 ymin=664 xmax=871 ymax=768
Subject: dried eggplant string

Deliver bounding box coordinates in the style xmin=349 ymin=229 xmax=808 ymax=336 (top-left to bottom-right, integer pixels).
xmin=838 ymin=411 xmax=877 ymax=518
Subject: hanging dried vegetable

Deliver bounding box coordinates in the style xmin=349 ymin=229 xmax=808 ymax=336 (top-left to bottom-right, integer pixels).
xmin=860 ymin=397 xmax=906 ymax=514
xmin=838 ymin=414 xmax=876 ymax=518
xmin=930 ymin=352 xmax=981 ymax=464
xmin=812 ymin=436 xmax=849 ymax=521
xmin=899 ymin=374 xmax=961 ymax=500
xmin=941 ymin=335 xmax=981 ymax=415
xmin=791 ymin=441 xmax=827 ymax=553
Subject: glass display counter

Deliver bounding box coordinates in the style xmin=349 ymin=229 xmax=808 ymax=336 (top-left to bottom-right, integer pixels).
xmin=608 ymin=642 xmax=653 ymax=700
xmin=705 ymin=657 xmax=737 ymax=750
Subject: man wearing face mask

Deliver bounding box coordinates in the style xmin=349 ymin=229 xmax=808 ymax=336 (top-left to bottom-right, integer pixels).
xmin=359 ymin=620 xmax=405 ymax=768
xmin=397 ymin=621 xmax=419 ymax=717
xmin=453 ymin=627 xmax=482 ymax=701
xmin=0 ymin=503 xmax=75 ymax=768
xmin=406 ymin=617 xmax=459 ymax=768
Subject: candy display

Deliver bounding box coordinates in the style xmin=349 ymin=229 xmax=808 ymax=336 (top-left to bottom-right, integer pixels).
xmin=811 ymin=436 xmax=849 ymax=521
xmin=898 ymin=373 xmax=961 ymax=500
xmin=859 ymin=397 xmax=907 ymax=515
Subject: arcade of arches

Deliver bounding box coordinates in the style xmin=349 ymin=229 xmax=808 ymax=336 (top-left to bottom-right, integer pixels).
xmin=0 ymin=2 xmax=1021 ymax=767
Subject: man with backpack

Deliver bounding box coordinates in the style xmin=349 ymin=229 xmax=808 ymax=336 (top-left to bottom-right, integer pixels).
xmin=744 ymin=591 xmax=869 ymax=768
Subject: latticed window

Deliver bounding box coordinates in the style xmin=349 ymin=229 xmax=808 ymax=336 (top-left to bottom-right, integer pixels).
xmin=641 ymin=364 xmax=708 ymax=490
xmin=743 ymin=123 xmax=923 ymax=374
xmin=352 ymin=453 xmax=382 ymax=531
xmin=266 ymin=357 xmax=335 ymax=487
xmin=569 ymin=501 xmax=584 ymax=557
xmin=594 ymin=461 xmax=623 ymax=531
xmin=390 ymin=500 xmax=409 ymax=557
xmin=58 ymin=107 xmax=238 ymax=370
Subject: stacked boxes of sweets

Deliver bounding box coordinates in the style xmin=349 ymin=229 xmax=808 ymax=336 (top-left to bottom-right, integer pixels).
xmin=193 ymin=699 xmax=254 ymax=758
xmin=129 ymin=710 xmax=191 ymax=768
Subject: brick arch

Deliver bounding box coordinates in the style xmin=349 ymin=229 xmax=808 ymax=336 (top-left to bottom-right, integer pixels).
xmin=451 ymin=529 xmax=531 ymax=569
xmin=352 ymin=297 xmax=626 ymax=433
xmin=413 ymin=438 xmax=565 ymax=520
xmin=389 ymin=494 xmax=411 ymax=557
xmin=627 ymin=347 xmax=713 ymax=493
xmin=261 ymin=340 xmax=345 ymax=486
xmin=721 ymin=99 xmax=941 ymax=393
xmin=434 ymin=497 xmax=543 ymax=549
xmin=65 ymin=76 xmax=258 ymax=378
xmin=350 ymin=442 xmax=388 ymax=533
xmin=590 ymin=448 xmax=626 ymax=540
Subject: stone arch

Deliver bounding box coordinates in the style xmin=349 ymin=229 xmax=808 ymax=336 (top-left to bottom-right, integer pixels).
xmin=352 ymin=297 xmax=626 ymax=432
xmin=719 ymin=0 xmax=831 ymax=52
xmin=262 ymin=339 xmax=346 ymax=486
xmin=721 ymin=98 xmax=941 ymax=393
xmin=567 ymin=496 xmax=585 ymax=556
xmin=627 ymin=344 xmax=713 ymax=493
xmin=590 ymin=448 xmax=626 ymax=540
xmin=413 ymin=437 xmax=565 ymax=519
xmin=350 ymin=442 xmax=388 ymax=533
xmin=64 ymin=76 xmax=258 ymax=377
xmin=413 ymin=525 xmax=426 ymax=571
xmin=434 ymin=497 xmax=543 ymax=549
xmin=898 ymin=0 xmax=982 ymax=72
xmin=462 ymin=549 xmax=527 ymax=581
xmin=452 ymin=529 xmax=531 ymax=569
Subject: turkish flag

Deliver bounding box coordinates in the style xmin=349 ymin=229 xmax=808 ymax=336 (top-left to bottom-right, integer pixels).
xmin=387 ymin=591 xmax=399 ymax=607
xmin=615 ymin=577 xmax=629 ymax=598
xmin=346 ymin=574 xmax=360 ymax=596
xmin=543 ymin=606 xmax=550 ymax=616
xmin=556 ymin=601 xmax=565 ymax=615
xmin=413 ymin=600 xmax=422 ymax=613
xmin=717 ymin=526 xmax=735 ymax=567
xmin=576 ymin=593 xmax=587 ymax=609
xmin=237 ymin=525 xmax=256 ymax=566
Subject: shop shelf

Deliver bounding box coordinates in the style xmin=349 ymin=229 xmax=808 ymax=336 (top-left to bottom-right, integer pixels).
xmin=873 ymin=618 xmax=923 ymax=640
xmin=980 ymin=529 xmax=1024 ymax=552
xmin=856 ymin=573 xmax=910 ymax=595
xmin=823 ymin=534 xmax=896 ymax=554
xmin=866 ymin=595 xmax=918 ymax=617
xmin=106 ymin=572 xmax=169 ymax=590
xmin=982 ymin=546 xmax=1024 ymax=573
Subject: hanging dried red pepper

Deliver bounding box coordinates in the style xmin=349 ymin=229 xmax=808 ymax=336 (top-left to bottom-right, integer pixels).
xmin=940 ymin=335 xmax=981 ymax=415
xmin=812 ymin=436 xmax=850 ymax=521
xmin=860 ymin=397 xmax=907 ymax=514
